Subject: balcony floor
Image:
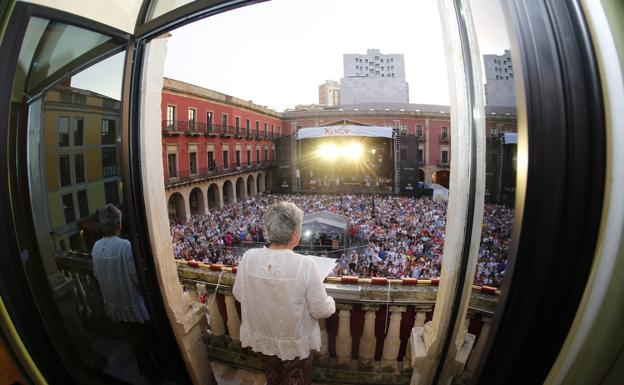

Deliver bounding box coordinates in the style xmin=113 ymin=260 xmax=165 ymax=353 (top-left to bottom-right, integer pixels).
xmin=211 ymin=361 xmax=327 ymax=385
xmin=211 ymin=362 xmax=266 ymax=385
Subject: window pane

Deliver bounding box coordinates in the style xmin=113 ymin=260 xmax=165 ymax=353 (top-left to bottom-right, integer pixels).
xmin=26 ymin=19 xmax=115 ymax=92
xmin=73 ymin=118 xmax=84 ymax=146
xmin=101 ymin=119 xmax=117 ymax=145
xmin=59 ymin=155 xmax=71 ymax=186
xmin=104 ymin=181 xmax=119 ymax=205
xmin=59 ymin=117 xmax=69 ymax=146
xmin=102 ymin=148 xmax=117 ymax=177
xmin=168 ymin=153 xmax=177 ymax=177
xmin=62 ymin=193 xmax=75 ymax=224
xmin=77 ymin=190 xmax=89 ymax=218
xmin=74 ymin=153 xmax=85 ymax=183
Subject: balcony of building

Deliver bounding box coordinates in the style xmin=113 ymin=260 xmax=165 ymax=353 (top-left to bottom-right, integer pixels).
xmin=164 ymin=160 xmax=275 ymax=187
xmin=439 ymin=134 xmax=450 ymax=144
xmin=54 ymin=251 xmax=497 ymax=385
xmin=436 ymin=161 xmax=450 ymax=169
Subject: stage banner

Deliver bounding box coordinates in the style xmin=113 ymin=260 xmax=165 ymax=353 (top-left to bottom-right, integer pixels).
xmin=297 ymin=125 xmax=394 ymax=139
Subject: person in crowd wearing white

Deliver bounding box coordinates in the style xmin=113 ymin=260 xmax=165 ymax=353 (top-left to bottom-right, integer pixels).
xmin=233 ymin=202 xmax=335 ymax=385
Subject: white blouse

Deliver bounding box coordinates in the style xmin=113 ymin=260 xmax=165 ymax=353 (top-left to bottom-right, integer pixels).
xmin=232 ymin=247 xmax=336 ymax=360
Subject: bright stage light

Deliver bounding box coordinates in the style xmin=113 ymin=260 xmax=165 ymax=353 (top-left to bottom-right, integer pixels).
xmin=303 ymin=230 xmax=312 ymax=238
xmin=316 ymin=142 xmax=363 ymax=161
xmin=344 ymin=143 xmax=363 ymax=160
xmin=317 ymin=143 xmax=339 ymax=160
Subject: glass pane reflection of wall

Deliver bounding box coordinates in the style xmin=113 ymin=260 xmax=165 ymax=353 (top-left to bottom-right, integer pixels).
xmin=11 ymin=16 xmax=163 ymax=384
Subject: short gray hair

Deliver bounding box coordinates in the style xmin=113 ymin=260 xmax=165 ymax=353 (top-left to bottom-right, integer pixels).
xmin=263 ymin=202 xmax=303 ymax=245
xmin=99 ymin=204 xmax=122 ymax=236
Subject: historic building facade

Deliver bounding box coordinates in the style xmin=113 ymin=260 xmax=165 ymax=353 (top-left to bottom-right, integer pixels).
xmin=162 ymin=79 xmax=517 ymax=219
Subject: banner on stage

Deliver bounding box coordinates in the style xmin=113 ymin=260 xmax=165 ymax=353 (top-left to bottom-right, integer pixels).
xmin=297 ymin=125 xmax=394 ymax=139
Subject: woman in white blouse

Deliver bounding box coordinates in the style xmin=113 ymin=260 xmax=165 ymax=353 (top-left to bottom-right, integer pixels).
xmin=233 ymin=201 xmax=335 ymax=385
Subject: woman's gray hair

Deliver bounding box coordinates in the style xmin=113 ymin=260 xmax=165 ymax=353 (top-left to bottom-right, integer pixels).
xmin=99 ymin=204 xmax=122 ymax=236
xmin=263 ymin=202 xmax=303 ymax=245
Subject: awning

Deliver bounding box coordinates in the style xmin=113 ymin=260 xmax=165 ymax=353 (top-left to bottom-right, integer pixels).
xmin=297 ymin=125 xmax=394 ymax=139
xmin=302 ymin=211 xmax=350 ymax=235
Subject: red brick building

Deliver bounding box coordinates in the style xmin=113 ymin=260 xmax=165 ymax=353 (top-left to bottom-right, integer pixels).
xmin=162 ymin=78 xmax=516 ymax=219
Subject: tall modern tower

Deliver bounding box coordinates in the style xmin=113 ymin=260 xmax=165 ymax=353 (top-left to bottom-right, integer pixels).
xmin=339 ymin=49 xmax=409 ymax=105
xmin=483 ymin=50 xmax=516 ymax=107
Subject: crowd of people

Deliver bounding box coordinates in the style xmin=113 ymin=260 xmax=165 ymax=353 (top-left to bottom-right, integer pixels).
xmin=170 ymin=193 xmax=513 ymax=287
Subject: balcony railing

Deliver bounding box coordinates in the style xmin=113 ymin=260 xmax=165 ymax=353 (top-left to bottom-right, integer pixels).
xmin=165 ymin=160 xmax=276 ymax=186
xmin=162 ymin=121 xmax=282 ymax=140
xmin=416 ymin=133 xmax=425 ymax=142
xmin=53 ymin=250 xmax=497 ymax=385
xmin=437 ymin=160 xmax=450 ymax=168
xmin=176 ymin=262 xmax=498 ymax=384
xmin=439 ymin=134 xmax=450 ymax=143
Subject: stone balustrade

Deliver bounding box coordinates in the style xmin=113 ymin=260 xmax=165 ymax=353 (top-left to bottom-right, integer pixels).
xmin=177 ymin=262 xmax=497 ymax=384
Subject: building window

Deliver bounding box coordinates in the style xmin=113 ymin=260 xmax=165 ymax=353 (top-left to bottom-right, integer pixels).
xmin=104 ymin=181 xmax=119 ymax=205
xmin=74 ymin=153 xmax=85 ymax=183
xmin=74 ymin=94 xmax=86 ymax=105
xmin=62 ymin=193 xmax=75 ymax=224
xmin=59 ymin=155 xmax=71 ymax=187
xmin=246 ymin=119 xmax=251 ymax=135
xmin=256 ymin=149 xmax=260 ymax=163
xmin=222 ymin=114 xmax=228 ymax=131
xmin=417 ymin=124 xmax=423 ymax=136
xmin=236 ymin=150 xmax=241 ymax=168
xmin=264 ymin=123 xmax=268 ymax=137
xmin=59 ymin=117 xmax=70 ymax=147
xmin=418 ymin=149 xmax=424 ymax=162
xmin=271 ymin=124 xmax=274 ymax=136
xmin=168 ymin=153 xmax=177 ymax=178
xmin=102 ymin=148 xmax=117 ymax=177
xmin=101 ymin=119 xmax=116 ymax=145
xmin=235 ymin=117 xmax=240 ymax=134
xmin=264 ymin=148 xmax=268 ymax=162
xmin=207 ymin=111 xmax=213 ymax=131
xmin=208 ymin=151 xmax=215 ymax=171
xmin=77 ymin=190 xmax=89 ymax=218
xmin=189 ymin=152 xmax=197 ymax=175
xmin=60 ymin=92 xmax=72 ymax=104
xmin=188 ymin=108 xmax=196 ymax=130
xmin=167 ymin=105 xmax=176 ymax=124
xmin=442 ymin=150 xmax=449 ymax=164
xmin=223 ymin=151 xmax=229 ymax=169
xmin=442 ymin=126 xmax=449 ymax=139
xmin=73 ymin=118 xmax=84 ymax=146
xmin=247 ymin=149 xmax=251 ymax=165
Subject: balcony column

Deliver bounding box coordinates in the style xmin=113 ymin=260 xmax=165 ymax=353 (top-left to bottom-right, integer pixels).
xmin=404 ymin=309 xmax=428 ymax=371
xmin=460 ymin=314 xmax=492 ymax=381
xmin=439 ymin=317 xmax=476 ymax=385
xmin=196 ymin=283 xmax=225 ymax=336
xmin=335 ymin=303 xmax=353 ymax=365
xmin=358 ymin=305 xmax=379 ymax=368
xmin=382 ymin=306 xmax=407 ymax=370
xmin=224 ymin=292 xmax=241 ymax=342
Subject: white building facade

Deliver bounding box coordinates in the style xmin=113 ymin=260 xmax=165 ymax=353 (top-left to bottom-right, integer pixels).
xmin=340 ymin=49 xmax=409 ymax=105
xmin=318 ymin=80 xmax=340 ymax=106
xmin=483 ymin=50 xmax=516 ymax=107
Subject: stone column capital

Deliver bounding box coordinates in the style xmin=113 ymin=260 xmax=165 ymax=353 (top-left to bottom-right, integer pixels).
xmin=336 ymin=303 xmax=353 ymax=311
xmin=362 ymin=304 xmax=380 ymax=312
xmin=389 ymin=305 xmax=408 ymax=313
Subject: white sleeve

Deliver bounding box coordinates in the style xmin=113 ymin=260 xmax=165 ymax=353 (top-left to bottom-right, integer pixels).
xmin=305 ymin=260 xmax=335 ymax=319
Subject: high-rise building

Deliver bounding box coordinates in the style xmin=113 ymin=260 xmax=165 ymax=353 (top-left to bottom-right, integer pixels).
xmin=483 ymin=50 xmax=516 ymax=107
xmin=340 ymin=49 xmax=409 ymax=104
xmin=318 ymin=80 xmax=340 ymax=106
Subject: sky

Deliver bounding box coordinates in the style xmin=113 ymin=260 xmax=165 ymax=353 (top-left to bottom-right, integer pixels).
xmin=72 ymin=0 xmax=511 ymax=107
xmin=163 ymin=0 xmax=511 ymax=111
